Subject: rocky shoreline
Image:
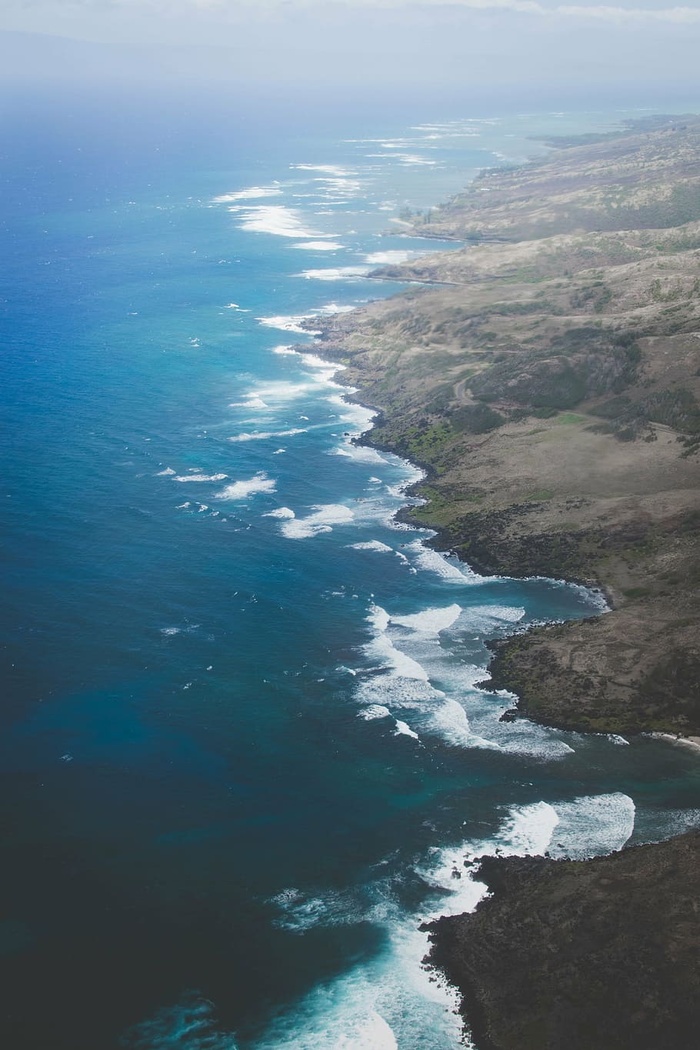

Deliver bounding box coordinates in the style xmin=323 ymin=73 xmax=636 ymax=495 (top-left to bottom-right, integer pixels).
xmin=313 ymin=115 xmax=700 ymax=1048
xmin=424 ymin=832 xmax=700 ymax=1050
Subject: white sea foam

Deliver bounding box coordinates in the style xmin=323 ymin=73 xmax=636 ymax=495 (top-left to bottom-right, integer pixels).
xmin=253 ymin=908 xmax=456 ymax=1049
xmin=425 ymin=697 xmax=494 ymax=750
xmin=155 ymin=467 xmax=176 ymax=476
xmin=253 ymin=973 xmax=405 ymax=1050
xmin=258 ymin=314 xmax=321 ymax=335
xmin=367 ymin=604 xmax=391 ymax=633
xmin=269 ymin=885 xmax=391 ymax=934
xmin=233 ymin=204 xmax=321 ymax=240
xmin=545 ymin=793 xmax=635 ymax=858
xmin=397 ymin=154 xmax=437 ymax=167
xmin=318 ymin=302 xmax=357 ymax=315
xmin=314 ymin=179 xmax=364 ymax=201
xmin=484 ymin=721 xmax=576 ymax=762
xmin=174 ymin=473 xmax=228 ymax=483
xmin=364 ymin=608 xmax=430 ymax=682
xmin=258 ymin=788 xmax=636 ymax=1048
xmin=262 ymin=797 xmax=589 ymax=1050
xmin=355 ymin=611 xmax=505 ymax=751
xmin=291 ymin=164 xmax=356 ymax=176
xmin=294 ymin=241 xmax=346 ymax=251
xmin=420 ymin=801 xmax=560 ymax=919
xmin=364 ymin=250 xmax=413 ymax=266
xmin=640 ymin=808 xmax=700 ymax=840
xmin=462 ymin=604 xmax=526 ymax=633
xmin=228 ymin=428 xmax=306 ymax=442
xmin=567 ymin=581 xmax=610 ymax=613
xmin=215 ymin=473 xmax=276 ymax=501
xmin=358 ymin=705 xmax=392 ymax=722
xmin=331 ymin=445 xmax=388 ymax=464
xmin=280 ymin=504 xmax=355 ymax=539
xmin=330 ymin=1012 xmax=397 ymax=1049
xmin=297 ymin=350 xmax=339 ymax=370
xmin=394 ymin=720 xmax=419 ymax=741
xmin=406 ymin=541 xmax=485 ymax=585
xmin=370 ymin=640 xmax=430 ymax=682
xmin=391 ymin=605 xmax=462 ymax=635
xmin=264 ymin=507 xmax=296 ymax=520
xmin=237 ymin=380 xmax=312 ymax=405
xmin=212 ymin=184 xmax=282 ymax=203
xmin=298 ymin=267 xmax=371 ymax=282
xmin=229 ymin=395 xmax=269 ymax=409
xmin=327 ymin=397 xmax=377 ymax=431
xmin=349 ymin=541 xmax=394 ymax=554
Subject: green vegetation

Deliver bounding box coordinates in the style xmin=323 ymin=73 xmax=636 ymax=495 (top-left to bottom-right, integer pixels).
xmin=468 ymin=330 xmax=640 ymax=412
xmin=590 ymin=387 xmax=700 ymax=447
xmin=552 ymin=412 xmax=586 ymax=425
xmin=322 ymin=112 xmax=700 ymax=752
xmin=450 ymin=402 xmax=505 ymax=434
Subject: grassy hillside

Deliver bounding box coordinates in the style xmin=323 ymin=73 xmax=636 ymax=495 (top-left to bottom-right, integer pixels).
xmin=316 ymin=115 xmax=700 ymax=735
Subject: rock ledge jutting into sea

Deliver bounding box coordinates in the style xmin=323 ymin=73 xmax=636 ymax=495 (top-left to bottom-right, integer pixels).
xmin=424 ymin=831 xmax=700 ymax=1050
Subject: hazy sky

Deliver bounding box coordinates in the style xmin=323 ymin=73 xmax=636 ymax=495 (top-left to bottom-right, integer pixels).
xmin=2 ymin=0 xmax=699 ymax=41
xmin=1 ymin=1 xmax=698 ymax=96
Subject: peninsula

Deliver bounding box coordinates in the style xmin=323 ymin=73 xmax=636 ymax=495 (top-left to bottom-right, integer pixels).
xmin=313 ymin=114 xmax=700 ymax=1048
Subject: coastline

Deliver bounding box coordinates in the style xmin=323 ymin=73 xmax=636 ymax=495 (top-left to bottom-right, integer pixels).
xmin=312 ymin=112 xmax=700 ymax=741
xmin=311 ymin=114 xmax=700 ymax=1048
xmin=423 ymin=832 xmax=700 ymax=1050
xmin=646 ymin=731 xmax=700 ymax=753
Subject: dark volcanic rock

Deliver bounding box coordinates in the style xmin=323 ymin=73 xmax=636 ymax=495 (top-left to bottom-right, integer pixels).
xmin=425 ymin=832 xmax=700 ymax=1050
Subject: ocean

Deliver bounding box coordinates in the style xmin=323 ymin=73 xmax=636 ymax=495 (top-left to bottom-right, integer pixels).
xmin=1 ymin=84 xmax=699 ymax=1049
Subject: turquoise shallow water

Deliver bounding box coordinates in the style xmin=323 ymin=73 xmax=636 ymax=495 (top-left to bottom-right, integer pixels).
xmin=1 ymin=87 xmax=699 ymax=1048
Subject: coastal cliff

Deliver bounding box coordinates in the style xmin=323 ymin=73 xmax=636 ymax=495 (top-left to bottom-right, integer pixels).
xmin=317 ymin=114 xmax=700 ymax=738
xmin=314 ymin=115 xmax=700 ymax=1047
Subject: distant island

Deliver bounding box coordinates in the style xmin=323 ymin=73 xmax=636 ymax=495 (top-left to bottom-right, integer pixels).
xmin=312 ymin=115 xmax=700 ymax=1048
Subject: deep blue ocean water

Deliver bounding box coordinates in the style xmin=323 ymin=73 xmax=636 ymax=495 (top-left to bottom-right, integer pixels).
xmin=2 ymin=86 xmax=699 ymax=1049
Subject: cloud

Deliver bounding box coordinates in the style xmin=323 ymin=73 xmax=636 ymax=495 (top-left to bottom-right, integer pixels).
xmin=357 ymin=1 xmax=700 ymax=23
xmin=557 ymin=5 xmax=700 ymax=23
xmin=195 ymin=0 xmax=700 ymax=24
xmin=4 ymin=0 xmax=700 ymax=28
xmin=298 ymin=0 xmax=700 ymax=25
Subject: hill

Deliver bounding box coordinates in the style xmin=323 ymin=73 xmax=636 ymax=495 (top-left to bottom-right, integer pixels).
xmin=316 ymin=114 xmax=700 ymax=737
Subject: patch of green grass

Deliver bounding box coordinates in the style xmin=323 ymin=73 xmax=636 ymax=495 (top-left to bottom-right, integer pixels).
xmin=403 ymin=421 xmax=454 ymax=460
xmin=552 ymin=412 xmax=586 ymax=425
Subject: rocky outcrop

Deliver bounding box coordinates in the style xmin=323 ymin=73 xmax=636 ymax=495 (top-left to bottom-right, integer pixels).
xmin=425 ymin=832 xmax=700 ymax=1050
